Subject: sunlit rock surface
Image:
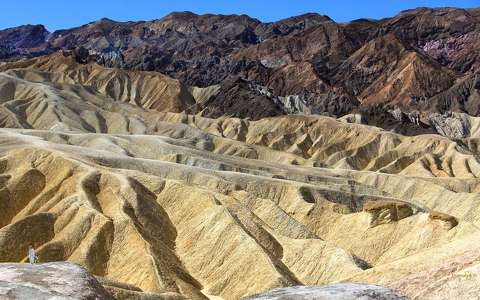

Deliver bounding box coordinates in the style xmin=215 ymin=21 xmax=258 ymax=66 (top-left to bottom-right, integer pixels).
xmin=242 ymin=284 xmax=408 ymax=300
xmin=0 ymin=262 xmax=114 ymax=299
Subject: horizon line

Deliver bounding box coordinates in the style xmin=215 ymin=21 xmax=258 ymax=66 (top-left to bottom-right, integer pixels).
xmin=0 ymin=6 xmax=476 ymax=32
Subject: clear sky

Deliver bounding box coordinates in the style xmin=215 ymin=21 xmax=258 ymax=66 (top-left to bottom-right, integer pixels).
xmin=1 ymin=0 xmax=479 ymax=31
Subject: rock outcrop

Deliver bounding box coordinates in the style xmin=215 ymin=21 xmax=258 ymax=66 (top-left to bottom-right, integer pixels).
xmin=0 ymin=7 xmax=480 ymax=300
xmin=0 ymin=88 xmax=478 ymax=298
xmin=242 ymin=284 xmax=408 ymax=300
xmin=0 ymin=8 xmax=479 ymax=119
xmin=363 ymin=200 xmax=416 ymax=228
xmin=0 ymin=262 xmax=115 ymax=299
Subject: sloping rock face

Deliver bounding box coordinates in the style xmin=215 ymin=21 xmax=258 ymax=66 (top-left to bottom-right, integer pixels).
xmin=0 ymin=8 xmax=479 ymax=119
xmin=331 ymin=33 xmax=456 ymax=107
xmin=241 ymin=284 xmax=408 ymax=300
xmin=363 ymin=200 xmax=415 ymax=228
xmin=0 ymin=25 xmax=49 ymax=59
xmin=0 ymin=70 xmax=479 ymax=298
xmin=386 ymin=8 xmax=480 ymax=74
xmin=0 ymin=52 xmax=196 ymax=114
xmin=421 ymin=74 xmax=480 ymax=115
xmin=1 ymin=6 xmax=480 ymax=300
xmin=0 ymin=262 xmax=114 ymax=299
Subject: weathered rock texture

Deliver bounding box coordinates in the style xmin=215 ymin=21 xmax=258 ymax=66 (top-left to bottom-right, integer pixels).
xmin=1 ymin=8 xmax=480 ymax=119
xmin=0 ymin=61 xmax=479 ymax=298
xmin=242 ymin=284 xmax=408 ymax=300
xmin=0 ymin=7 xmax=480 ymax=300
xmin=0 ymin=262 xmax=115 ymax=299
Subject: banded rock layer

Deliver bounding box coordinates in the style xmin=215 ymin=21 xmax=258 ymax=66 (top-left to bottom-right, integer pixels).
xmin=2 ymin=8 xmax=480 ymax=119
xmin=1 ymin=16 xmax=480 ymax=299
xmin=0 ymin=60 xmax=479 ymax=299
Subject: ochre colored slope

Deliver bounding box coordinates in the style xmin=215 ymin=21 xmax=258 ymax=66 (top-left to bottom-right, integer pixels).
xmin=1 ymin=54 xmax=480 ymax=299
xmin=0 ymin=111 xmax=480 ymax=298
xmin=0 ymin=52 xmax=195 ymax=113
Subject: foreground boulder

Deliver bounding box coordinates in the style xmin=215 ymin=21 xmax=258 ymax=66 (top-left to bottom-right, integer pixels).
xmin=242 ymin=283 xmax=408 ymax=300
xmin=0 ymin=262 xmax=115 ymax=299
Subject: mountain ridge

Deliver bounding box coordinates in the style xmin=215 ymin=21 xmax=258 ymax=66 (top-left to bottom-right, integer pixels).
xmin=1 ymin=7 xmax=480 ymax=299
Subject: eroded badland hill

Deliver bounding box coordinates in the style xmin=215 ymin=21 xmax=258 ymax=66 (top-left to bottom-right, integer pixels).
xmin=0 ymin=7 xmax=480 ymax=299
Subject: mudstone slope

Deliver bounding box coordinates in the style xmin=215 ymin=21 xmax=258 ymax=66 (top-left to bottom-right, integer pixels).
xmin=0 ymin=6 xmax=480 ymax=300
xmin=1 ymin=7 xmax=480 ymax=122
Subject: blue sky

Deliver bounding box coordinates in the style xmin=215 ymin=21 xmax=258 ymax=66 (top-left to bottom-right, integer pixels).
xmin=1 ymin=0 xmax=479 ymax=31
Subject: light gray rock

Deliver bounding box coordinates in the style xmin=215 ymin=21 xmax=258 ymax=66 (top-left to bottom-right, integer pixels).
xmin=0 ymin=262 xmax=115 ymax=300
xmin=260 ymin=58 xmax=287 ymax=68
xmin=241 ymin=283 xmax=409 ymax=300
xmin=248 ymin=83 xmax=312 ymax=114
xmin=427 ymin=113 xmax=470 ymax=139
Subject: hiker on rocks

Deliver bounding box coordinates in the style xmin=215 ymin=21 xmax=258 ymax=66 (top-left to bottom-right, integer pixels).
xmin=28 ymin=245 xmax=38 ymax=264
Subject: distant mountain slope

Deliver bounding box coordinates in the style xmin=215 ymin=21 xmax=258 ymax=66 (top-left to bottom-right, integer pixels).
xmin=0 ymin=7 xmax=479 ymax=119
xmin=1 ymin=8 xmax=480 ymax=300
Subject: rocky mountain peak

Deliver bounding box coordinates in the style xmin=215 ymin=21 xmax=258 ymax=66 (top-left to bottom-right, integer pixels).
xmin=0 ymin=7 xmax=479 ymax=124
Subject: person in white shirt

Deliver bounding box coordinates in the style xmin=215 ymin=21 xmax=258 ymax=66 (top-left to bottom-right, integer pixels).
xmin=28 ymin=245 xmax=38 ymax=264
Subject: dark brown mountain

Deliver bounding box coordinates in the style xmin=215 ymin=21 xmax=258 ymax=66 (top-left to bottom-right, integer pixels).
xmin=420 ymin=74 xmax=480 ymax=115
xmin=0 ymin=25 xmax=49 ymax=59
xmin=198 ymin=77 xmax=285 ymax=119
xmin=331 ymin=33 xmax=457 ymax=107
xmin=0 ymin=7 xmax=479 ymax=120
xmin=382 ymin=7 xmax=480 ymax=74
